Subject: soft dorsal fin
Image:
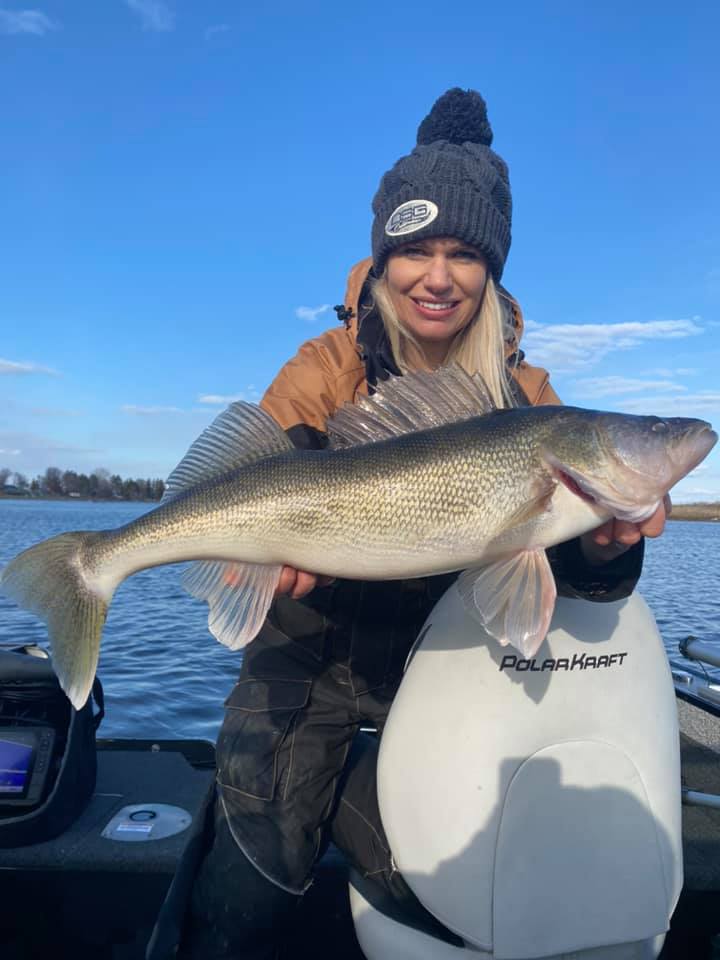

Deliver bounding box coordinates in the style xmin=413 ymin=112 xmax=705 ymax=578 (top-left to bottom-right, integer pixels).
xmin=327 ymin=365 xmax=496 ymax=448
xmin=162 ymin=402 xmax=293 ymax=503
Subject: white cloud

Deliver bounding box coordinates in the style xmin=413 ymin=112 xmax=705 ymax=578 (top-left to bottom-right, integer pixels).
xmin=124 ymin=0 xmax=174 ymax=31
xmin=28 ymin=406 xmax=82 ymax=417
xmin=672 ymin=484 xmax=720 ymax=503
xmin=198 ymin=394 xmax=243 ymax=405
xmin=0 ymin=8 xmax=57 ymax=34
xmin=205 ymin=23 xmax=229 ymax=40
xmin=0 ymin=448 xmax=20 ymax=456
xmin=575 ymin=377 xmax=688 ymax=399
xmin=0 ymin=357 xmax=58 ymax=375
xmin=0 ymin=430 xmax=100 ymax=457
xmin=522 ymin=318 xmax=703 ymax=372
xmin=121 ymin=404 xmax=184 ymax=415
xmin=644 ymin=367 xmax=698 ymax=378
xmin=0 ymin=430 xmax=129 ymax=477
xmin=197 ymin=387 xmax=260 ymax=405
xmin=296 ymin=304 xmax=332 ymax=323
xmin=605 ymin=392 xmax=720 ymax=418
xmin=671 ymin=455 xmax=720 ymax=503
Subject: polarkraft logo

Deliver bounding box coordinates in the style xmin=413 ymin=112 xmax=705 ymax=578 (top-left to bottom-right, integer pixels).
xmin=385 ymin=199 xmax=439 ymax=237
xmin=499 ymin=651 xmax=629 ymax=673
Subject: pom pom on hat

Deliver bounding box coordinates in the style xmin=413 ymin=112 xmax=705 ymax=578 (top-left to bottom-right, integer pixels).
xmin=416 ymin=87 xmax=493 ymax=147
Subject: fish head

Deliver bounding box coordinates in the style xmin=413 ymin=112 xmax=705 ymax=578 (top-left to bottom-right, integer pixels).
xmin=542 ymin=409 xmax=717 ymax=522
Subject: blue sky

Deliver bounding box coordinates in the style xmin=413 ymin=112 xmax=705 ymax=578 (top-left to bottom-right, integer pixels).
xmin=1 ymin=1 xmax=719 ymax=501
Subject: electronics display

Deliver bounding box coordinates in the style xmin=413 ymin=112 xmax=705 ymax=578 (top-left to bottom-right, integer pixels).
xmin=0 ymin=727 xmax=56 ymax=808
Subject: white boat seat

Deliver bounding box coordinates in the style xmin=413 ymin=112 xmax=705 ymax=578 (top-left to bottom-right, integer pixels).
xmin=349 ymin=868 xmax=465 ymax=950
xmin=350 ymin=591 xmax=683 ymax=959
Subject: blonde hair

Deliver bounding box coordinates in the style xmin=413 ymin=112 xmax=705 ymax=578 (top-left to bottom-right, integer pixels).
xmin=370 ymin=273 xmax=516 ymax=408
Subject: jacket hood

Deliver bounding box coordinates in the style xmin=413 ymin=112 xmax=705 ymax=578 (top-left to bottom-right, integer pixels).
xmin=341 ymin=257 xmax=525 ymax=355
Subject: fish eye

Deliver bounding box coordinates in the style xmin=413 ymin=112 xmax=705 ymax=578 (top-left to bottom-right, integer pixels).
xmin=651 ymin=420 xmax=668 ymax=433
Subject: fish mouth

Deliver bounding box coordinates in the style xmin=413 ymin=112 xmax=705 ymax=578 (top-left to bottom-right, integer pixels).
xmin=551 ymin=460 xmax=659 ymax=523
xmin=675 ymin=424 xmax=717 ymax=477
xmin=555 ymin=469 xmax=599 ymax=505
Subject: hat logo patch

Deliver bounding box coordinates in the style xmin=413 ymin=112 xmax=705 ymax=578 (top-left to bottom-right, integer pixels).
xmin=385 ymin=199 xmax=439 ymax=237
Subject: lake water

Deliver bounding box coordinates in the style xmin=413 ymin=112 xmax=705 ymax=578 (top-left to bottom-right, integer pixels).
xmin=1 ymin=499 xmax=718 ymax=742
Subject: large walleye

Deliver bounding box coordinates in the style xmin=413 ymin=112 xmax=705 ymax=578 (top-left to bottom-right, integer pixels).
xmin=0 ymin=368 xmax=716 ymax=709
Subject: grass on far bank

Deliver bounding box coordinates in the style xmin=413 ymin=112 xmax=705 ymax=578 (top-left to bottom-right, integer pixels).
xmin=669 ymin=502 xmax=720 ymax=521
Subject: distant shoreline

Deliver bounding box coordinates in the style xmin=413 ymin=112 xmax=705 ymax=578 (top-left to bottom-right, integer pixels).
xmin=667 ymin=503 xmax=720 ymax=522
xmin=0 ymin=494 xmax=159 ymax=504
xmin=1 ymin=493 xmax=719 ymax=520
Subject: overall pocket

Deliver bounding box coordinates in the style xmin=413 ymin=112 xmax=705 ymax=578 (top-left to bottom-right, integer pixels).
xmin=216 ymin=678 xmax=311 ymax=802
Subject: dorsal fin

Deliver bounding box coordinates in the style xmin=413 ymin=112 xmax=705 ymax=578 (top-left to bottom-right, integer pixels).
xmin=327 ymin=365 xmax=496 ymax=448
xmin=162 ymin=402 xmax=293 ymax=503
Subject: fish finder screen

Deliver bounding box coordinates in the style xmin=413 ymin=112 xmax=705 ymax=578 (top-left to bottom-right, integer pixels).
xmin=0 ymin=738 xmax=33 ymax=795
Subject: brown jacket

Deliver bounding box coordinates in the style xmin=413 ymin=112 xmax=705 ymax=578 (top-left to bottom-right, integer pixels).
xmin=261 ymin=258 xmax=560 ymax=432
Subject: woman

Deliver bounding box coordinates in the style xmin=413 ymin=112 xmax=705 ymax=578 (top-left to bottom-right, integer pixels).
xmin=179 ymin=88 xmax=667 ymax=959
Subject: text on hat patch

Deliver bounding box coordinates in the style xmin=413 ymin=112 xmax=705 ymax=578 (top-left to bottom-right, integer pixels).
xmin=385 ymin=200 xmax=439 ymax=237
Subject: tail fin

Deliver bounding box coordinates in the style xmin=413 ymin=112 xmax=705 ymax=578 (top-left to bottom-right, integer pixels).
xmin=0 ymin=531 xmax=110 ymax=710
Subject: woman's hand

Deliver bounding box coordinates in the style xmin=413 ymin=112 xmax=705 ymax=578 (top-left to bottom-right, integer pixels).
xmin=580 ymin=494 xmax=671 ymax=566
xmin=275 ymin=566 xmax=335 ymax=599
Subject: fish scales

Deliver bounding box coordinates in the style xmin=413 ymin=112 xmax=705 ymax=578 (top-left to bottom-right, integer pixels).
xmin=88 ymin=414 xmax=547 ymax=584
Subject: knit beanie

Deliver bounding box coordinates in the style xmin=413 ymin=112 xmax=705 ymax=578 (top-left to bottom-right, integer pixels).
xmin=371 ymin=88 xmax=512 ymax=280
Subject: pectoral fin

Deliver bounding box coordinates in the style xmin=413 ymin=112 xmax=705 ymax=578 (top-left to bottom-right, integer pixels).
xmin=182 ymin=560 xmax=282 ymax=650
xmin=458 ymin=550 xmax=557 ymax=658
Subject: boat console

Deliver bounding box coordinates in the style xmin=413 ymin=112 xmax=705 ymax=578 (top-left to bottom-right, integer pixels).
xmin=0 ymin=725 xmax=56 ymax=808
xmin=0 ymin=740 xmax=214 ymax=958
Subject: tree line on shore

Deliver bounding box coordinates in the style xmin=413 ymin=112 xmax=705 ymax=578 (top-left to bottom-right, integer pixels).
xmin=0 ymin=466 xmax=166 ymax=501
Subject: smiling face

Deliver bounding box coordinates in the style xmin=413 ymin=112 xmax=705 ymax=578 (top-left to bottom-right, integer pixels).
xmin=385 ymin=237 xmax=489 ymax=366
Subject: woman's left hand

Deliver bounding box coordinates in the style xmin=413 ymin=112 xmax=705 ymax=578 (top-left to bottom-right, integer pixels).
xmin=580 ymin=494 xmax=671 ymax=565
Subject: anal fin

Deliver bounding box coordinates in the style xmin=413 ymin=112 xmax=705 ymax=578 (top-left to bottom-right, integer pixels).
xmin=182 ymin=560 xmax=282 ymax=650
xmin=458 ymin=550 xmax=557 ymax=658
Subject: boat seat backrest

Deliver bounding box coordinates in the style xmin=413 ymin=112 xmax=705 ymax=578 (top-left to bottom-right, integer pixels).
xmin=352 ymin=591 xmax=683 ymax=960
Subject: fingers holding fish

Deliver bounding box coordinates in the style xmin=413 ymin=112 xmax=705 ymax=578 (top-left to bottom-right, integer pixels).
xmin=639 ymin=494 xmax=672 ymax=539
xmin=579 ymin=493 xmax=672 ymax=566
xmin=276 ymin=566 xmax=336 ymax=600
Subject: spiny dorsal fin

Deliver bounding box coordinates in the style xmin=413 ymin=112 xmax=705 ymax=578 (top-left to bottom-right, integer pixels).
xmin=162 ymin=402 xmax=292 ymax=503
xmin=327 ymin=365 xmax=496 ymax=448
